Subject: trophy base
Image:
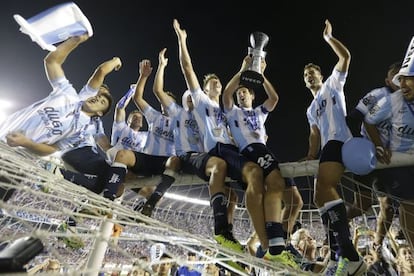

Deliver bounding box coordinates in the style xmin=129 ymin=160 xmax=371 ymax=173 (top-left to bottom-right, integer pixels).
xmin=240 ymin=70 xmax=264 ymax=89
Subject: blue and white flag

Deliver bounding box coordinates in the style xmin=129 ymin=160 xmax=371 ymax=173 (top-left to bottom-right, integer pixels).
xmin=13 ymin=2 xmax=93 ymax=51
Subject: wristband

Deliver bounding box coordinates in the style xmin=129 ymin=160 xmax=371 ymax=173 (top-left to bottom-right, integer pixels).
xmin=375 ymin=146 xmax=385 ymax=157
xmin=117 ymin=87 xmax=135 ymax=109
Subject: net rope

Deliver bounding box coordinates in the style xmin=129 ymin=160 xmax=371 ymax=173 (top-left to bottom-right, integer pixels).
xmin=0 ymin=142 xmax=412 ymax=275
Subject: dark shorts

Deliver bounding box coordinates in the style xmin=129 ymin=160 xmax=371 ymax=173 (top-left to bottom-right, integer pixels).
xmin=130 ymin=152 xmax=169 ymax=176
xmin=225 ymin=180 xmax=247 ymax=191
xmin=319 ymin=140 xmax=344 ymax=164
xmin=350 ymin=169 xmax=389 ymax=194
xmin=62 ymin=146 xmax=108 ymax=175
xmin=378 ymin=165 xmax=414 ymax=200
xmin=209 ymin=142 xmax=250 ymax=186
xmin=179 ymin=152 xmax=211 ymax=181
xmin=284 ymin=177 xmax=297 ymax=188
xmin=241 ymin=143 xmax=280 ymax=177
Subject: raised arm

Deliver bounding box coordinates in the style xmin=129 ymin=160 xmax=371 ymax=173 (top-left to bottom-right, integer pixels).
xmin=262 ymin=75 xmax=279 ymax=112
xmin=173 ymin=19 xmax=201 ymax=91
xmin=153 ymin=48 xmax=174 ymax=108
xmin=323 ymin=19 xmax=351 ymax=73
xmin=87 ymin=57 xmax=122 ymax=90
xmin=133 ymin=59 xmax=153 ymax=112
xmin=223 ymin=55 xmax=252 ymax=110
xmin=114 ymin=85 xmax=135 ymax=123
xmin=258 ymin=58 xmax=279 ymax=112
xmin=44 ymin=34 xmax=89 ymax=83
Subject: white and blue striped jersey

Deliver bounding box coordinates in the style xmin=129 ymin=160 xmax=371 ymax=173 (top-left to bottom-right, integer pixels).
xmin=166 ymin=101 xmax=204 ymax=156
xmin=57 ymin=84 xmax=107 ymax=154
xmin=0 ymin=77 xmax=91 ymax=149
xmin=365 ymin=90 xmax=414 ymax=153
xmin=306 ymin=69 xmax=352 ymax=148
xmin=356 ymin=86 xmax=392 ymax=146
xmin=191 ymin=88 xmax=234 ymax=152
xmin=142 ymin=105 xmax=175 ymax=156
xmin=111 ymin=121 xmax=147 ymax=152
xmin=107 ymin=121 xmax=147 ymax=163
xmin=59 ymin=116 xmax=106 ymax=155
xmin=224 ymin=105 xmax=268 ymax=152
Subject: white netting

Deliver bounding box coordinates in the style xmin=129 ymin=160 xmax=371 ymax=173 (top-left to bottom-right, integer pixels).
xmin=0 ymin=141 xmax=413 ymax=275
xmin=0 ymin=143 xmax=304 ymax=275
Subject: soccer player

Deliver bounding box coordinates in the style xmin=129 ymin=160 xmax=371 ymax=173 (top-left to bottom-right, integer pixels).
xmin=301 ymin=20 xmax=366 ymax=275
xmin=2 ymin=35 xmax=113 ymax=157
xmin=364 ymin=40 xmax=414 ymax=249
xmin=100 ymin=59 xmax=179 ymax=201
xmin=222 ymin=55 xmax=298 ymax=268
xmin=174 ymin=19 xmax=263 ymax=258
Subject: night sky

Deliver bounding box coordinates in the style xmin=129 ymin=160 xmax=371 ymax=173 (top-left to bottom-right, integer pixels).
xmin=1 ymin=0 xmax=414 ymax=164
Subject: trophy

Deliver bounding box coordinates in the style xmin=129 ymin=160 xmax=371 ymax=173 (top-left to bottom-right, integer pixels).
xmin=240 ymin=31 xmax=269 ymax=88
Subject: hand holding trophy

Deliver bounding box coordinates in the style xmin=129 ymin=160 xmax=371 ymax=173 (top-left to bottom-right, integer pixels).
xmin=240 ymin=31 xmax=269 ymax=88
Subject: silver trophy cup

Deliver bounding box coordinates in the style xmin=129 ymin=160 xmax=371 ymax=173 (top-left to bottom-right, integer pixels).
xmin=240 ymin=31 xmax=269 ymax=88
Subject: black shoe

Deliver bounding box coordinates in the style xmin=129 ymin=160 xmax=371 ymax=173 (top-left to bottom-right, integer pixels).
xmin=141 ymin=204 xmax=154 ymax=217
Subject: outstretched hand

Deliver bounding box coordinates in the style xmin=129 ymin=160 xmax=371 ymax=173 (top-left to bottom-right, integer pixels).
xmin=112 ymin=57 xmax=122 ymax=71
xmin=139 ymin=59 xmax=153 ymax=77
xmin=323 ymin=19 xmax=333 ymax=41
xmin=173 ymin=19 xmax=187 ymax=40
xmin=158 ymin=48 xmax=169 ymax=67
xmin=241 ymin=55 xmax=252 ymax=72
xmin=6 ymin=132 xmax=30 ymax=147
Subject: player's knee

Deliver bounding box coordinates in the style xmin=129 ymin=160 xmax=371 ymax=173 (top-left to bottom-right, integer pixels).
xmin=208 ymin=157 xmax=227 ymax=176
xmin=244 ymin=162 xmax=262 ymax=180
xmin=166 ymin=156 xmax=181 ymax=171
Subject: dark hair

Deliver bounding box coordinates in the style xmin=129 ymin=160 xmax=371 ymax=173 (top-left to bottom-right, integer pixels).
xmin=161 ymin=253 xmax=172 ymax=259
xmin=203 ymin=73 xmax=219 ymax=89
xmin=292 ymin=220 xmax=302 ymax=234
xmin=236 ymin=84 xmax=255 ymax=97
xmin=101 ymin=93 xmax=113 ymax=117
xmin=388 ymin=61 xmax=402 ymax=74
xmin=101 ymin=83 xmax=110 ymax=92
xmin=304 ymin=63 xmax=322 ymax=74
xmin=129 ymin=109 xmax=142 ymax=115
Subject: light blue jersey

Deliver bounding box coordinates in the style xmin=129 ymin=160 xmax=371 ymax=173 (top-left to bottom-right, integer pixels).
xmin=306 ymin=69 xmax=352 ymax=148
xmin=191 ymin=88 xmax=234 ymax=152
xmin=142 ymin=105 xmax=175 ymax=157
xmin=167 ymin=101 xmax=203 ymax=157
xmin=111 ymin=120 xmax=147 ymax=152
xmin=365 ymin=90 xmax=414 ymax=153
xmin=59 ymin=116 xmax=106 ymax=155
xmin=57 ymin=84 xmax=107 ymax=154
xmin=225 ymin=104 xmax=268 ymax=152
xmin=356 ymin=86 xmax=392 ymax=147
xmin=0 ymin=77 xmax=91 ymax=150
xmin=107 ymin=121 xmax=148 ymax=163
